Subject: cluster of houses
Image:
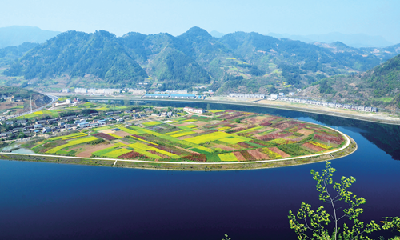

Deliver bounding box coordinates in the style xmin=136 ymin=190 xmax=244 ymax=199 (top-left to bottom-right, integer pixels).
xmin=74 ymin=88 xmax=121 ymax=95
xmin=127 ymin=89 xmax=146 ymax=95
xmin=0 ymin=94 xmax=23 ymax=102
xmin=143 ymin=94 xmax=206 ymax=99
xmin=63 ymin=88 xmax=214 ymax=97
xmin=228 ymin=94 xmax=267 ymax=99
xmin=0 ymin=107 xmax=180 ymax=140
xmin=183 ymin=107 xmax=205 ymax=114
xmin=228 ymin=93 xmax=295 ymax=99
xmin=155 ymin=89 xmax=214 ymax=96
xmin=166 ymin=90 xmax=188 ymax=94
xmin=279 ymin=97 xmax=378 ymax=112
xmin=0 ymin=110 xmax=129 ymax=140
xmin=228 ymin=93 xmax=378 ymax=113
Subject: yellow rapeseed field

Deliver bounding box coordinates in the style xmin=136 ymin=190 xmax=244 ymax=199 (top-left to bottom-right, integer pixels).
xmin=310 ymin=141 xmax=332 ymax=149
xmin=46 ymin=137 xmax=98 ymax=154
xmin=218 ymin=153 xmax=238 ymax=162
xmin=185 ymin=131 xmax=229 ymax=144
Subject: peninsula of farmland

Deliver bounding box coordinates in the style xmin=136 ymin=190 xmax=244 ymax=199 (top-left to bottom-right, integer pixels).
xmin=24 ymin=109 xmax=354 ymax=168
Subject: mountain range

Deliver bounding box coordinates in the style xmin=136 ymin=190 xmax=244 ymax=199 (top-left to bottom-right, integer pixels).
xmin=267 ymin=32 xmax=394 ymax=48
xmin=1 ymin=26 xmax=400 ymax=105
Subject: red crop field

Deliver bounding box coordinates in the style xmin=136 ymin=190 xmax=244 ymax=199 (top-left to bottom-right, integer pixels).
xmin=183 ymin=154 xmax=207 ymax=162
xmin=314 ymin=134 xmax=343 ymax=144
xmin=93 ymin=133 xmax=116 ymax=141
xmin=302 ymin=142 xmax=325 ymax=152
xmin=119 ymin=151 xmax=145 ymax=159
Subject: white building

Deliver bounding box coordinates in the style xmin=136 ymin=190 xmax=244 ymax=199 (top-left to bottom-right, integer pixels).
xmin=270 ymin=94 xmax=278 ymax=100
xmin=183 ymin=106 xmax=205 ymax=114
xmin=74 ymin=88 xmax=87 ymax=94
xmin=166 ymin=90 xmax=188 ymax=94
xmin=229 ymin=94 xmax=266 ymax=99
xmin=128 ymin=89 xmax=146 ymax=95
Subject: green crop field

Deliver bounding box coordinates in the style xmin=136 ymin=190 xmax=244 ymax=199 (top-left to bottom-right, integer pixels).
xmin=29 ymin=109 xmax=346 ymax=162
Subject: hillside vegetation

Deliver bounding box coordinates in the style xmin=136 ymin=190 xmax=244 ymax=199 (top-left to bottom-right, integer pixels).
xmin=0 ymin=86 xmax=51 ymax=115
xmin=302 ymin=54 xmax=400 ymax=110
xmin=0 ymin=42 xmax=39 ymax=66
xmin=2 ymin=26 xmax=397 ymax=93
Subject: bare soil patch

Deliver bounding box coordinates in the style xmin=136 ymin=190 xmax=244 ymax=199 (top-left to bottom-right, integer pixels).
xmin=269 ymin=147 xmax=290 ymax=158
xmin=101 ymin=130 xmax=115 ymax=134
xmin=114 ymin=130 xmax=130 ymax=137
xmin=247 ymin=149 xmax=269 ymax=160
xmin=214 ymin=144 xmax=235 ymax=151
xmin=298 ymin=129 xmax=314 ymax=136
xmin=0 ymin=102 xmax=24 ymax=110
xmin=302 ymin=142 xmax=324 ymax=152
xmin=233 ymin=151 xmax=246 ymax=161
xmin=76 ymin=143 xmax=113 ymax=158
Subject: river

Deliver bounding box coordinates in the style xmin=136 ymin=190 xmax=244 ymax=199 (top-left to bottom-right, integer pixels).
xmin=0 ymin=101 xmax=399 ymax=240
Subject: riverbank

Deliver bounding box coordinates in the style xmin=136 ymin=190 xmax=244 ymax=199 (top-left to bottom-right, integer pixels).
xmin=81 ymin=95 xmax=400 ymax=126
xmin=0 ymin=135 xmax=357 ymax=171
xmin=208 ymin=97 xmax=400 ymax=126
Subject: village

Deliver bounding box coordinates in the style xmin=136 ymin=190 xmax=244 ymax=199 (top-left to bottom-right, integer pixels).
xmin=64 ymin=88 xmax=214 ymax=99
xmin=228 ymin=93 xmax=378 ymax=113
xmin=0 ymin=101 xmax=188 ymax=142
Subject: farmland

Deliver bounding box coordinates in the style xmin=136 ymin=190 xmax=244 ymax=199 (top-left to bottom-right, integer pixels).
xmin=28 ymin=110 xmax=347 ymax=163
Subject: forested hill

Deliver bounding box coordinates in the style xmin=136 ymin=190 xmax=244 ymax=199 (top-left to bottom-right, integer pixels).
xmin=5 ymin=30 xmax=149 ymax=85
xmin=0 ymin=42 xmax=39 ymax=66
xmin=299 ymin=54 xmax=400 ymax=110
xmin=1 ymin=26 xmax=395 ymax=92
xmin=365 ymin=54 xmax=400 ymax=98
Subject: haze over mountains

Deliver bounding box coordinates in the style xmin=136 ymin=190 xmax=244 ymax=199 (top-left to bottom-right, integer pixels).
xmin=0 ymin=26 xmax=60 ymax=49
xmin=267 ymin=32 xmax=394 ymax=48
xmin=210 ymin=30 xmax=395 ymax=48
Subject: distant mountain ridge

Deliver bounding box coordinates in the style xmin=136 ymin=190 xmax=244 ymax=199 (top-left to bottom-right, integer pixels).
xmin=2 ymin=26 xmax=400 ymax=94
xmin=267 ymin=32 xmax=395 ymax=48
xmin=209 ymin=30 xmax=225 ymax=38
xmin=0 ymin=26 xmax=60 ymax=49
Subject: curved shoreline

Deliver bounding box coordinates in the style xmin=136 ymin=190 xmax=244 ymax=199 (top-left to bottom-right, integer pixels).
xmin=0 ymin=130 xmax=357 ymax=171
xmin=84 ymin=96 xmax=400 ymax=126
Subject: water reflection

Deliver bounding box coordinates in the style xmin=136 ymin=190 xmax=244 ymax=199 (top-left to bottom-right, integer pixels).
xmin=142 ymin=100 xmax=400 ymax=161
xmin=88 ymin=99 xmax=400 ymax=160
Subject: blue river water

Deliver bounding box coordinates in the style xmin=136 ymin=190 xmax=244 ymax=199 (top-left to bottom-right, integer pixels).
xmin=1 ymin=102 xmax=400 ymax=240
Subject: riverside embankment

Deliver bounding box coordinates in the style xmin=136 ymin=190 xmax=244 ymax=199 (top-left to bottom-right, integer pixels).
xmin=0 ymin=134 xmax=357 ymax=171
xmin=79 ymin=95 xmax=400 ymax=126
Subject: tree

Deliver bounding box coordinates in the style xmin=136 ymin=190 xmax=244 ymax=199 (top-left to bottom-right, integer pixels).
xmin=288 ymin=162 xmax=400 ymax=240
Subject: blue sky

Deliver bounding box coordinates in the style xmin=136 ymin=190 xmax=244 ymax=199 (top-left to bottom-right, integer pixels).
xmin=1 ymin=0 xmax=399 ymax=43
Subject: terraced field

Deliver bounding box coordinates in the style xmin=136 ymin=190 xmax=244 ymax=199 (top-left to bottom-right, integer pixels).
xmin=30 ymin=110 xmax=346 ymax=162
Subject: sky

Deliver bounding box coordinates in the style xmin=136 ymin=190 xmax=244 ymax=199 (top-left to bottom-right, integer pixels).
xmin=1 ymin=0 xmax=400 ymax=43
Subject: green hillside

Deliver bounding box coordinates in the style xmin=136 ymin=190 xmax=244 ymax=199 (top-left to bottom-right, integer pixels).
xmin=366 ymin=54 xmax=400 ymax=98
xmin=0 ymin=42 xmax=39 ymax=66
xmin=0 ymin=26 xmax=396 ymax=93
xmin=304 ymin=54 xmax=400 ymax=109
xmin=5 ymin=30 xmax=148 ymax=85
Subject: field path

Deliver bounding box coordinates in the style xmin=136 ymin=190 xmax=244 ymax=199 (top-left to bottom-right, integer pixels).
xmin=1 ymin=129 xmax=351 ymax=165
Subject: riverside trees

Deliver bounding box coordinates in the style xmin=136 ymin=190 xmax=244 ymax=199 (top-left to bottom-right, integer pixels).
xmin=288 ymin=162 xmax=400 ymax=240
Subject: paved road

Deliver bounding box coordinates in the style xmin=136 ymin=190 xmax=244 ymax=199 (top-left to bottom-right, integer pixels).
xmin=3 ymin=93 xmax=58 ymax=120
